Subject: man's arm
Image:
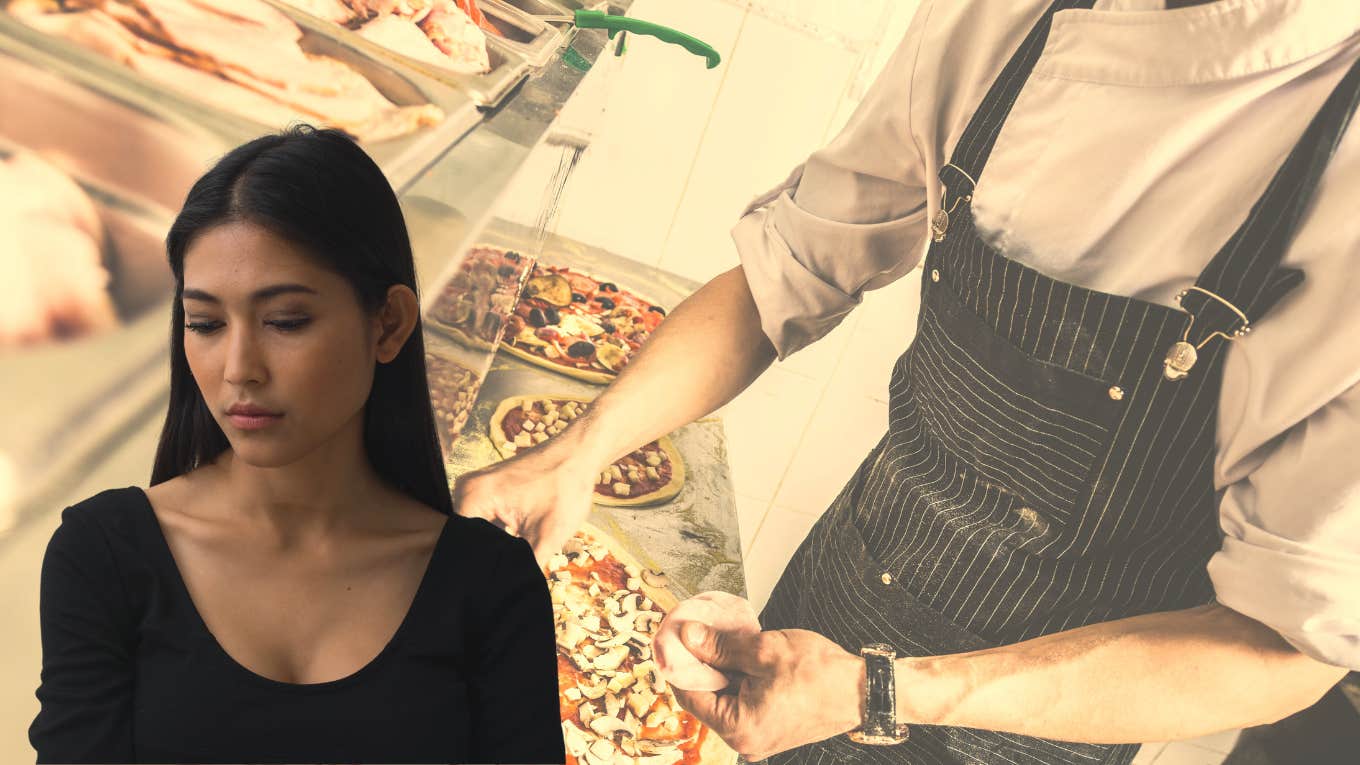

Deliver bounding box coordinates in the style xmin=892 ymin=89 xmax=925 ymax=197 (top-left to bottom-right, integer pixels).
xmin=455 ymin=265 xmax=778 ymax=562
xmin=555 ymin=264 xmax=777 ymax=470
xmin=672 ymin=603 xmax=1348 ymax=761
xmin=895 ymin=603 xmax=1348 ymax=743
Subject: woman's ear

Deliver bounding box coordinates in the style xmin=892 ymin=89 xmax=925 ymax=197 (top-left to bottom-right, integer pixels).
xmin=373 ymin=284 xmax=420 ymax=364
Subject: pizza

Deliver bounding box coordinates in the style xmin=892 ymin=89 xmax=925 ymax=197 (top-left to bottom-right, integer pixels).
xmin=501 ymin=264 xmax=668 ymax=384
xmin=489 ymin=395 xmax=685 ymax=507
xmin=548 ymin=525 xmax=736 ymax=765
xmin=428 ymin=245 xmax=529 ymax=350
xmin=424 ymin=352 xmax=481 ymax=450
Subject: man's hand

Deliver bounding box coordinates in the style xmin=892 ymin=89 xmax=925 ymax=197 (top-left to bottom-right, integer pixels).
xmin=452 ymin=438 xmax=597 ymax=567
xmin=670 ymin=623 xmax=866 ymax=761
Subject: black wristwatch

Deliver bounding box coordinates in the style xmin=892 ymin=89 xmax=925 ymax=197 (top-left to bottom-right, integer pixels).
xmin=846 ymin=643 xmax=910 ymax=745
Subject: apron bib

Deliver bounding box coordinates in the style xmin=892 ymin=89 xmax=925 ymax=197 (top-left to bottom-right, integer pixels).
xmin=758 ymin=2 xmax=1360 ymax=763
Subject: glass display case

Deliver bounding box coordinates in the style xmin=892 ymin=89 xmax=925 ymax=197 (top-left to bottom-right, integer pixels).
xmin=0 ymin=0 xmax=622 ymax=532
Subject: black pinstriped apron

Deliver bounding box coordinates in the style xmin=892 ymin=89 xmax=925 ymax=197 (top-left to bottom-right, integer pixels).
xmin=758 ymin=2 xmax=1360 ymax=763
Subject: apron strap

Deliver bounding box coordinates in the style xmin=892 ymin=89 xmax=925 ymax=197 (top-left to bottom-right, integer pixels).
xmin=1181 ymin=53 xmax=1360 ymax=338
xmin=940 ymin=0 xmax=1098 ymax=201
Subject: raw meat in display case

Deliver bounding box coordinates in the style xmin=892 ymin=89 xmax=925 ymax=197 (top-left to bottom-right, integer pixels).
xmin=0 ymin=150 xmax=117 ymax=346
xmin=4 ymin=0 xmax=446 ymax=141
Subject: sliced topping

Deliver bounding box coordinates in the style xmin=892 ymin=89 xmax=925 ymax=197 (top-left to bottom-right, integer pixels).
xmin=525 ymin=273 xmax=573 ymax=306
xmin=613 ymin=482 xmax=632 ymax=496
xmin=567 ymin=341 xmax=596 ymax=359
xmin=560 ymin=313 xmax=605 ymax=337
xmin=594 ymin=296 xmax=617 ymax=311
xmin=515 ymin=327 xmax=551 ymax=348
xmin=563 ymin=720 xmax=590 ymax=758
xmin=528 ymin=307 xmax=548 ymax=327
xmin=595 ymin=342 xmax=628 ymax=371
xmin=594 ymin=644 xmax=629 ymax=671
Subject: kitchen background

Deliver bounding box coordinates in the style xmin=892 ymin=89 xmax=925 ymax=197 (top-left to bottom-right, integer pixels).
xmin=0 ymin=0 xmax=1326 ymax=762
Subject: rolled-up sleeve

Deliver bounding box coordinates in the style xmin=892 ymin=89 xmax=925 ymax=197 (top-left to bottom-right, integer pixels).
xmin=1207 ymin=381 xmax=1360 ymax=669
xmin=733 ymin=2 xmax=935 ymax=359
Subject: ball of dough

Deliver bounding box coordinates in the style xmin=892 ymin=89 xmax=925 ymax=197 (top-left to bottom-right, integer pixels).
xmin=653 ymin=590 xmax=761 ymax=692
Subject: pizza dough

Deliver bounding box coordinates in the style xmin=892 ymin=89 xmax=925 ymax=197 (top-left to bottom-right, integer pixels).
xmin=489 ymin=395 xmax=686 ymax=507
xmin=502 ymin=264 xmax=668 ymax=385
xmin=652 ymin=591 xmax=762 ymax=692
xmin=548 ymin=524 xmax=738 ymax=765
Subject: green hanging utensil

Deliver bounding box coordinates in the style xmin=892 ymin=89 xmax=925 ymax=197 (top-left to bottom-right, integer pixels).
xmin=550 ymin=9 xmax=721 ymax=69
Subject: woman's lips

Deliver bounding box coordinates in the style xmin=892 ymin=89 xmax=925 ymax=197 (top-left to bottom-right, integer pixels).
xmin=228 ymin=413 xmax=283 ymax=431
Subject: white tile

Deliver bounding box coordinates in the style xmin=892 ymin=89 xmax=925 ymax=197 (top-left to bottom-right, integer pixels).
xmin=772 ymin=306 xmax=860 ymax=380
xmin=551 ymin=0 xmax=747 ymax=266
xmin=735 ymin=492 xmax=772 ymax=556
xmin=1131 ymin=743 xmax=1168 ymax=765
xmin=742 ymin=506 xmax=821 ymax=614
xmin=1151 ymin=743 xmax=1226 ymax=765
xmin=832 ymin=271 xmax=923 ymax=403
xmin=744 ymin=0 xmax=891 ymax=51
xmin=771 ymin=388 xmax=886 ymax=516
xmin=657 ymin=13 xmax=859 ymax=283
xmin=1181 ymin=730 xmax=1241 ymax=755
xmin=715 ymin=365 xmax=823 ymax=502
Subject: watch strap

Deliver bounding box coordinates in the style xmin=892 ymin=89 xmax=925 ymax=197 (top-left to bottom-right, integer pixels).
xmin=846 ymin=643 xmax=910 ymax=745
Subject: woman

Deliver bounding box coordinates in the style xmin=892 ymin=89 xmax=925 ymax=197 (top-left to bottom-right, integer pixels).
xmin=28 ymin=125 xmax=565 ymax=764
xmin=454 ymin=1 xmax=1360 ymax=763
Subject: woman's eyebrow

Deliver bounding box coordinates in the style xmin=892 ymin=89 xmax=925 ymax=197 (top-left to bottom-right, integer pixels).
xmin=182 ymin=284 xmax=319 ymax=303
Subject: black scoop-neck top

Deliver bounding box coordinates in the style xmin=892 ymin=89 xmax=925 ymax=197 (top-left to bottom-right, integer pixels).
xmin=28 ymin=487 xmax=566 ymax=764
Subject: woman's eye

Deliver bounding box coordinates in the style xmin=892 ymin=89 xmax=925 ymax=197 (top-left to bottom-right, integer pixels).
xmin=268 ymin=318 xmax=311 ymax=332
xmin=184 ymin=321 xmax=222 ymax=334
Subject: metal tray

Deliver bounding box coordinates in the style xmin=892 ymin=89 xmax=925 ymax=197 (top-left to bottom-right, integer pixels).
xmin=261 ymin=0 xmax=537 ymax=108
xmin=481 ymin=0 xmax=566 ymax=68
xmin=0 ymin=5 xmax=482 ymax=194
xmin=0 ymin=50 xmax=202 ymax=533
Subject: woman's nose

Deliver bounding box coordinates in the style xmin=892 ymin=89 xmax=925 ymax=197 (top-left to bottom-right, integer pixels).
xmin=222 ymin=324 xmax=268 ymax=387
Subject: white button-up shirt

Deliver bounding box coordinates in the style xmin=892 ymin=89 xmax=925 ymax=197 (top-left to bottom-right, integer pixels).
xmin=733 ymin=0 xmax=1360 ymax=669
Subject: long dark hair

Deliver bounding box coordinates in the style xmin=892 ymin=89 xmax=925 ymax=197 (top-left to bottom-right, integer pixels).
xmin=150 ymin=124 xmax=453 ymax=516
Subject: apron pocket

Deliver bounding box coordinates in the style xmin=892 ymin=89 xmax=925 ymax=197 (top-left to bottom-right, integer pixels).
xmin=909 ymin=274 xmax=1123 ymax=530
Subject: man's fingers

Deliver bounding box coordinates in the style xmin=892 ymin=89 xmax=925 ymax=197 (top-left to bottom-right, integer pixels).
xmin=671 ymin=687 xmax=741 ymax=739
xmin=681 ymin=622 xmax=767 ymax=674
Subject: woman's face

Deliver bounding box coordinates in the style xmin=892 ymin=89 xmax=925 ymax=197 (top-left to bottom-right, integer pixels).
xmin=180 ymin=221 xmax=384 ymax=468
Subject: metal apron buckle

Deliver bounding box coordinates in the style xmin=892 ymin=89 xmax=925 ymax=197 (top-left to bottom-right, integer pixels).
xmin=1163 ymin=286 xmax=1252 ymax=381
xmin=932 ymin=163 xmax=977 ymax=242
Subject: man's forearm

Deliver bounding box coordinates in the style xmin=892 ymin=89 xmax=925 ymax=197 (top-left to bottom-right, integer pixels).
xmin=556 ymin=265 xmax=777 ymax=471
xmin=890 ymin=604 xmax=1346 ymax=744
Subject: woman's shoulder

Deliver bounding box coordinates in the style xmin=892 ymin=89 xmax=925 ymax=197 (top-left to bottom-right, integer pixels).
xmin=441 ymin=513 xmax=533 ymax=564
xmin=54 ymin=487 xmax=151 ymax=550
xmin=42 ymin=488 xmax=155 ymax=620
